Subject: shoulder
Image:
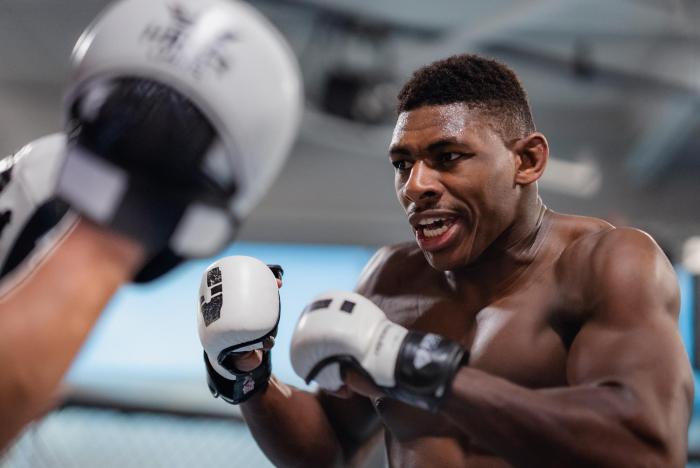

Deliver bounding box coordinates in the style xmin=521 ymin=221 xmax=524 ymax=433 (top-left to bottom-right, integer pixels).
xmin=558 ymin=223 xmax=671 ymax=280
xmin=556 ymin=223 xmax=679 ymax=321
xmin=355 ymin=242 xmax=427 ymax=296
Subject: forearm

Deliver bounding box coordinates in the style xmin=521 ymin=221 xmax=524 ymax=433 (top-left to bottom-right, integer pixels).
xmin=0 ymin=218 xmax=144 ymax=449
xmin=441 ymin=368 xmax=671 ymax=468
xmin=241 ymin=376 xmax=343 ymax=468
xmin=242 ymin=376 xmax=381 ymax=468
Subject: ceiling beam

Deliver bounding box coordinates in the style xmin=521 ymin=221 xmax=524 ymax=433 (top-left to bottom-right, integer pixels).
xmin=395 ymin=0 xmax=571 ymax=75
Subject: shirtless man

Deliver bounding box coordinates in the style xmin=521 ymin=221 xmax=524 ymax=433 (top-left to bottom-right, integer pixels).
xmin=203 ymin=54 xmax=693 ymax=467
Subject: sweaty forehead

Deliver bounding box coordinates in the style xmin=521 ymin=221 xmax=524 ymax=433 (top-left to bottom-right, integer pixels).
xmin=390 ymin=103 xmax=491 ymax=149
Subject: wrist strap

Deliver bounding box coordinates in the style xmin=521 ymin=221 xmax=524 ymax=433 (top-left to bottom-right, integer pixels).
xmin=385 ymin=331 xmax=468 ymax=412
xmin=203 ymin=350 xmax=271 ymax=405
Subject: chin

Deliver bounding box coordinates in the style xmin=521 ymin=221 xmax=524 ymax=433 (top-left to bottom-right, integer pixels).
xmin=422 ymin=241 xmax=483 ymax=272
xmin=423 ymin=250 xmax=466 ymax=271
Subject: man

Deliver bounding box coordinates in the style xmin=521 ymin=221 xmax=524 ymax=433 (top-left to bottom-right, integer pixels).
xmin=207 ymin=54 xmax=693 ymax=467
xmin=0 ymin=0 xmax=301 ymax=450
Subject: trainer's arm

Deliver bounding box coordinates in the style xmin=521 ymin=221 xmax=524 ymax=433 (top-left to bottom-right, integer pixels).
xmin=0 ymin=218 xmax=144 ymax=450
xmin=440 ymin=229 xmax=694 ymax=467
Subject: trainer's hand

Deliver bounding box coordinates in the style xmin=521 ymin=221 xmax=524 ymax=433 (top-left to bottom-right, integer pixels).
xmin=291 ymin=291 xmax=468 ymax=411
xmin=197 ymin=256 xmax=282 ymax=404
xmin=57 ymin=0 xmax=302 ymax=282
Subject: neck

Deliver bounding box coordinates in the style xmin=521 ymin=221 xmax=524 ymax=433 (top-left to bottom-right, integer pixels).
xmin=493 ymin=194 xmax=547 ymax=255
xmin=445 ymin=194 xmax=548 ymax=302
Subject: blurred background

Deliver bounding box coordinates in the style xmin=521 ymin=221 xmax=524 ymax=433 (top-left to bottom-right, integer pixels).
xmin=0 ymin=0 xmax=699 ymax=466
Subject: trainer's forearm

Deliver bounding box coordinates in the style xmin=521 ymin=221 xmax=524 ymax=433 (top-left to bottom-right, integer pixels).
xmin=0 ymin=219 xmax=144 ymax=450
xmin=441 ymin=368 xmax=672 ymax=468
xmin=241 ymin=377 xmax=343 ymax=468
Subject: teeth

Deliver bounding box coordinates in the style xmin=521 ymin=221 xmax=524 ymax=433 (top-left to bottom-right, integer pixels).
xmin=418 ymin=217 xmax=446 ymax=226
xmin=423 ymin=224 xmax=449 ymax=238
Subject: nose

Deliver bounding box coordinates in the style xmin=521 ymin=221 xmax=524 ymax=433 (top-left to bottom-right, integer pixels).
xmin=403 ymin=160 xmax=442 ymax=204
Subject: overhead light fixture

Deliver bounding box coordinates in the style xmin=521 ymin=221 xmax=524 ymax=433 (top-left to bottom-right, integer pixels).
xmin=321 ymin=68 xmax=397 ymax=124
xmin=540 ymin=149 xmax=602 ymax=198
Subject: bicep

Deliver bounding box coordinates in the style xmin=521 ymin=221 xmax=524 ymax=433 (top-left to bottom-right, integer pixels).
xmin=566 ymin=230 xmax=693 ymax=433
xmin=566 ymin=312 xmax=693 ymax=452
xmin=567 ymin=313 xmax=690 ymax=398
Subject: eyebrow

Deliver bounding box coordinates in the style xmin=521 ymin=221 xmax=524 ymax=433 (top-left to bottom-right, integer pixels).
xmin=388 ymin=145 xmax=410 ymax=157
xmin=426 ymin=138 xmax=463 ymax=152
xmin=389 ymin=138 xmax=468 ymax=157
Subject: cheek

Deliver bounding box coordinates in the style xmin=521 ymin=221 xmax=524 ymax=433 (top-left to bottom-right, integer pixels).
xmin=453 ymin=162 xmax=511 ymax=207
xmin=484 ymin=161 xmax=516 ymax=201
xmin=395 ymin=175 xmax=409 ymax=207
xmin=394 ymin=178 xmax=404 ymax=204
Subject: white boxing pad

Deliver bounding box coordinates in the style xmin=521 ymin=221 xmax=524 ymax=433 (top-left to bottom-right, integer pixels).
xmin=67 ymin=0 xmax=302 ymax=224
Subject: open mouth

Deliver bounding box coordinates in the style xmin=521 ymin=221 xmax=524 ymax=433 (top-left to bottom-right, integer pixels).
xmin=415 ymin=216 xmax=457 ymax=239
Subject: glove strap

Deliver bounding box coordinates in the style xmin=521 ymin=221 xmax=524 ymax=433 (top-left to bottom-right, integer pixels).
xmin=204 ymin=350 xmax=271 ymax=405
xmin=384 ymin=331 xmax=468 ymax=412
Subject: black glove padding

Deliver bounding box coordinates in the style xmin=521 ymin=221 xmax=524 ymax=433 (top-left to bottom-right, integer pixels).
xmin=59 ymin=78 xmax=237 ymax=282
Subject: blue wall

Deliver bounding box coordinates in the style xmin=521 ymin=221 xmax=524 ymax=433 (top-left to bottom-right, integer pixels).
xmin=677 ymin=267 xmax=699 ymax=414
xmin=67 ymin=247 xmax=699 ymax=413
xmin=67 ymin=242 xmax=376 ymax=390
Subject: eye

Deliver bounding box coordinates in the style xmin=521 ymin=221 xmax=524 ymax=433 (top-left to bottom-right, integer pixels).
xmin=439 ymin=152 xmax=463 ymax=163
xmin=391 ymin=159 xmax=414 ymax=171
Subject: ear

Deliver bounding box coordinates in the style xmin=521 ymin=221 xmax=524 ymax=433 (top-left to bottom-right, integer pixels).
xmin=512 ymin=132 xmax=548 ymax=186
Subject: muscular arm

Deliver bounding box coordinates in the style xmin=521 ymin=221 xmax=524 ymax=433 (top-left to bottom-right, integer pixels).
xmin=439 ymin=229 xmax=694 ymax=467
xmin=0 ymin=218 xmax=144 ymax=450
xmin=241 ymin=380 xmax=380 ymax=467
xmin=239 ymin=248 xmax=390 ymax=467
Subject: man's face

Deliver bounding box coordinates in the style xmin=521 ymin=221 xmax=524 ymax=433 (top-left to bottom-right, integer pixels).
xmin=389 ymin=103 xmax=520 ymax=271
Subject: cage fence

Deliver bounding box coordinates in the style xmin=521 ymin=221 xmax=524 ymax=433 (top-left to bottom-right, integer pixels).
xmin=1 ymin=405 xmax=273 ymax=468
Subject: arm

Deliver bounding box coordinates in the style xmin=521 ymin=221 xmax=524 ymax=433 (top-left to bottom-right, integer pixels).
xmin=225 ymin=249 xmax=391 ymax=467
xmin=241 ymin=380 xmax=381 ymax=467
xmin=438 ymin=229 xmax=694 ymax=467
xmin=0 ymin=218 xmax=144 ymax=450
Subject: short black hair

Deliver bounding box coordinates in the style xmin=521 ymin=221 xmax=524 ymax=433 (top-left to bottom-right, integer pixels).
xmin=397 ymin=54 xmax=535 ymax=140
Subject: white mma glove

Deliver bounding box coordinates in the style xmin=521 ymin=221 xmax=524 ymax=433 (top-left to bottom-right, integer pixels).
xmin=290 ymin=291 xmax=467 ymax=412
xmin=197 ymin=256 xmax=282 ymax=404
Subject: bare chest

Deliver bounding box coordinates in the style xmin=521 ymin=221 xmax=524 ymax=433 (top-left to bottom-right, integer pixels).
xmin=367 ymin=272 xmax=571 ymax=444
